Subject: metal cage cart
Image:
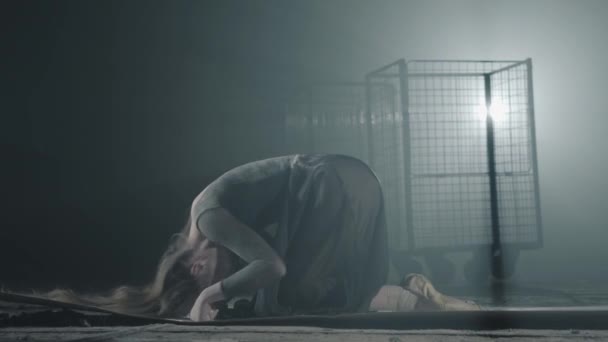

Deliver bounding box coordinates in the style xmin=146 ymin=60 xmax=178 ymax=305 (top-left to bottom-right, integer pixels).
xmin=284 ymin=59 xmax=542 ymax=283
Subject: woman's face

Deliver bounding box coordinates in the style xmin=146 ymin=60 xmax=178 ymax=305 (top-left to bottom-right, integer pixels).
xmin=188 ymin=244 xmax=219 ymax=290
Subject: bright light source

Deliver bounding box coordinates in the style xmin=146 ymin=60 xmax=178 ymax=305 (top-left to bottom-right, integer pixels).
xmin=475 ymin=98 xmax=508 ymax=122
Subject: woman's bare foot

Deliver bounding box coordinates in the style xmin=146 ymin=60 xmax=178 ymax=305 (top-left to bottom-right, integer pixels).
xmin=401 ymin=274 xmax=480 ymax=311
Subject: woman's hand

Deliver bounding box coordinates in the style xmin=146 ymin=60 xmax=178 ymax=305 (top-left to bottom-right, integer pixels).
xmin=188 ymin=296 xmax=218 ymax=321
xmin=188 ymin=282 xmax=226 ymax=322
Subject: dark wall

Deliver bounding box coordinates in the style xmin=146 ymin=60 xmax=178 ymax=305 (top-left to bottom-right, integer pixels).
xmin=0 ymin=0 xmax=293 ymax=289
xmin=1 ymin=0 xmax=607 ymax=290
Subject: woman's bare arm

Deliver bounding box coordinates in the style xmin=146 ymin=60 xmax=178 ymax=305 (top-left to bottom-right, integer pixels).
xmin=195 ymin=208 xmax=286 ymax=301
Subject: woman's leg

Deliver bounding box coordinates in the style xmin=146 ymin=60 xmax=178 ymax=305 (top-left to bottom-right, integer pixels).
xmin=369 ymin=274 xmax=481 ymax=312
xmin=369 ymin=285 xmax=419 ymax=312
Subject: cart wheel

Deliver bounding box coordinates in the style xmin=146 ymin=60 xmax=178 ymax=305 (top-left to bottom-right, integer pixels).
xmin=390 ymin=251 xmax=423 ymax=276
xmin=425 ymin=254 xmax=455 ymax=283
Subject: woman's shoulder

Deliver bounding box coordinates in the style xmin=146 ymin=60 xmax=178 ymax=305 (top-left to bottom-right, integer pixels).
xmin=196 ymin=155 xmax=296 ymax=204
xmin=216 ymin=154 xmax=368 ymax=177
xmin=291 ymin=153 xmax=370 ymax=170
xmin=219 ymin=155 xmax=296 ymax=180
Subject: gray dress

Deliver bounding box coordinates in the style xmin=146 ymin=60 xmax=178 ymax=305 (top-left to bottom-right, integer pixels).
xmin=191 ymin=154 xmax=388 ymax=316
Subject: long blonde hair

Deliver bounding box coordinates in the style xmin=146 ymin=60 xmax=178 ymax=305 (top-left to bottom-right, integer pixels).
xmin=28 ymin=216 xmax=230 ymax=318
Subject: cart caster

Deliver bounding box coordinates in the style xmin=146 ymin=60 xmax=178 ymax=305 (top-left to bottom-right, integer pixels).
xmin=391 ymin=251 xmax=423 ymax=276
xmin=425 ymin=254 xmax=455 ymax=284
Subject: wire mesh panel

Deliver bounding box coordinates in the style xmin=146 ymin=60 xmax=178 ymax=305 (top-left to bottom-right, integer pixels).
xmin=408 ymin=71 xmax=491 ymax=249
xmin=284 ymin=83 xmax=369 ymax=161
xmin=490 ymin=62 xmax=541 ymax=246
xmin=284 ymin=82 xmax=405 ymax=250
xmin=368 ymin=59 xmax=542 ymax=253
xmin=366 ymin=78 xmax=408 ymax=251
xmin=284 ymin=60 xmax=542 ymax=257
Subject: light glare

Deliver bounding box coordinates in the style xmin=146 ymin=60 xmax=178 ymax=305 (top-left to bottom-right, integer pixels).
xmin=475 ymin=98 xmax=507 ymax=122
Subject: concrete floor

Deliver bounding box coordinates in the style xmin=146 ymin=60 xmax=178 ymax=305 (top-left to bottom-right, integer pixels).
xmin=2 ymin=325 xmax=608 ymax=342
xmin=3 ymin=282 xmax=608 ymax=341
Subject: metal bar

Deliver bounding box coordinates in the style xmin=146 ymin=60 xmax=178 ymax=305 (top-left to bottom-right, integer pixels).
xmin=408 ymin=72 xmax=487 ymax=78
xmin=366 ymin=58 xmax=405 ymax=77
xmin=374 ymin=72 xmax=489 ymax=78
xmin=485 ymin=73 xmax=505 ymax=304
xmin=399 ymin=60 xmax=415 ymax=252
xmin=488 ymin=60 xmax=528 ymax=76
xmin=386 ymin=77 xmax=402 ymax=247
xmin=412 ymin=171 xmax=532 ymax=178
xmin=364 ymin=75 xmax=375 ymax=167
xmin=526 ymin=58 xmax=544 ymax=249
xmin=407 ymin=59 xmax=524 ymax=64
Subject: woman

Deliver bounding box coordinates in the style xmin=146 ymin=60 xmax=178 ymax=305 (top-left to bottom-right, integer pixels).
xmin=37 ymin=154 xmax=478 ymax=320
xmin=186 ymin=154 xmax=389 ymax=320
